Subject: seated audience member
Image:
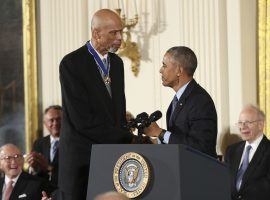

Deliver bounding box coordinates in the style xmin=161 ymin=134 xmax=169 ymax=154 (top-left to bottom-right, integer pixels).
xmin=26 ymin=105 xmax=62 ymax=187
xmin=224 ymin=104 xmax=270 ymax=200
xmin=94 ymin=191 xmax=129 ymax=200
xmin=0 ymin=144 xmax=52 ymax=199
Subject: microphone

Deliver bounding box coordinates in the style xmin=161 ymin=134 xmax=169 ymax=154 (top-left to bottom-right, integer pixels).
xmin=148 ymin=110 xmax=162 ymax=123
xmin=135 ymin=112 xmax=149 ymax=123
xmin=125 ymin=112 xmax=148 ymax=130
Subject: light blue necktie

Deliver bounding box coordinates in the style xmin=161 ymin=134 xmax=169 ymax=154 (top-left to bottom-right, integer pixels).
xmin=169 ymin=96 xmax=178 ymax=127
xmin=236 ymin=145 xmax=252 ymax=191
xmin=50 ymin=140 xmax=59 ymax=162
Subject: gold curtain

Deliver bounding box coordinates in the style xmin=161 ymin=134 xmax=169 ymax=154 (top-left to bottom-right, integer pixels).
xmin=258 ymin=0 xmax=270 ymax=138
xmin=23 ymin=0 xmax=39 ymax=153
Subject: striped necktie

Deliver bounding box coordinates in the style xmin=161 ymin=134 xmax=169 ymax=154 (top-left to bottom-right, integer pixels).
xmin=4 ymin=180 xmax=14 ymax=200
xmin=236 ymin=145 xmax=252 ymax=191
xmin=51 ymin=140 xmax=59 ymax=162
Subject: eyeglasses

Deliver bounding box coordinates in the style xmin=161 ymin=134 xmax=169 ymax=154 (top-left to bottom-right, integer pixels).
xmin=236 ymin=120 xmax=261 ymax=127
xmin=0 ymin=154 xmax=23 ymax=162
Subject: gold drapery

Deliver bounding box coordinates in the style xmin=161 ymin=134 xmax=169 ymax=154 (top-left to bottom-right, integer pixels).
xmin=258 ymin=0 xmax=270 ymax=138
xmin=23 ymin=0 xmax=39 ymax=153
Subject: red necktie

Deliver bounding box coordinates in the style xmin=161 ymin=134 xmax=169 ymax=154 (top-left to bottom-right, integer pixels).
xmin=4 ymin=180 xmax=14 ymax=200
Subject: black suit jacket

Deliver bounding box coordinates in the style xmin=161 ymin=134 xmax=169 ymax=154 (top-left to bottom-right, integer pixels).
xmin=59 ymin=43 xmax=133 ymax=199
xmin=224 ymin=136 xmax=270 ymax=200
xmin=32 ymin=135 xmax=58 ymax=187
xmin=0 ymin=172 xmax=47 ymax=200
xmin=167 ymin=79 xmax=217 ymax=158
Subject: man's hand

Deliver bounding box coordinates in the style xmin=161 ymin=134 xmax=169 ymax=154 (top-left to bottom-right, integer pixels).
xmin=41 ymin=191 xmax=51 ymax=200
xmin=25 ymin=152 xmax=49 ymax=172
xmin=144 ymin=122 xmax=163 ymax=137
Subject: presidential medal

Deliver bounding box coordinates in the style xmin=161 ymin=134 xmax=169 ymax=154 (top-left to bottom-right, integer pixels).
xmin=104 ymin=76 xmax=111 ymax=85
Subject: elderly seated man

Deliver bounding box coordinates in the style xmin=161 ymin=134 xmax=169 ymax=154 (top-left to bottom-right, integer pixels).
xmin=0 ymin=143 xmax=53 ymax=200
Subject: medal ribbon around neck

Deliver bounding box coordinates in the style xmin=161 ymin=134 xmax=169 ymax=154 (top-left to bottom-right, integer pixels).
xmin=86 ymin=41 xmax=110 ymax=77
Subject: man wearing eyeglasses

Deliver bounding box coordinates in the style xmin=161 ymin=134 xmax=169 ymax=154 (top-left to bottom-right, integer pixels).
xmin=0 ymin=144 xmax=52 ymax=200
xmin=25 ymin=105 xmax=62 ymax=188
xmin=224 ymin=104 xmax=270 ymax=200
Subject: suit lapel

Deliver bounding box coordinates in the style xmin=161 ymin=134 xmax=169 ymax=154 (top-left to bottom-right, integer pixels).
xmin=109 ymin=53 xmax=123 ymax=127
xmin=0 ymin=178 xmax=4 ymax=200
xmin=170 ymin=79 xmax=197 ymax=126
xmin=232 ymin=142 xmax=245 ymax=188
xmin=166 ymin=102 xmax=172 ymax=129
xmin=241 ymin=136 xmax=268 ymax=189
xmin=10 ymin=172 xmax=27 ymax=200
xmin=44 ymin=136 xmax=51 ymax=162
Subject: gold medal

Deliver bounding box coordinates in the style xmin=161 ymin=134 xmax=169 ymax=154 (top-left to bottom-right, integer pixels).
xmin=104 ymin=76 xmax=111 ymax=85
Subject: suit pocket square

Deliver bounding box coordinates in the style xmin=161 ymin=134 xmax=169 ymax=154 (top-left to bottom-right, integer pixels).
xmin=18 ymin=193 xmax=27 ymax=198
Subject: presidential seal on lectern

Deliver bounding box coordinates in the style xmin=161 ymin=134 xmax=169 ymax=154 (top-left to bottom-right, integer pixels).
xmin=113 ymin=152 xmax=150 ymax=198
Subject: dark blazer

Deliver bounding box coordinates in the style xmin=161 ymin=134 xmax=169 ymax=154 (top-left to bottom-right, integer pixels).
xmin=0 ymin=172 xmax=46 ymax=200
xmin=224 ymin=136 xmax=270 ymax=200
xmin=167 ymin=79 xmax=217 ymax=158
xmin=32 ymin=135 xmax=59 ymax=187
xmin=59 ymin=43 xmax=133 ymax=199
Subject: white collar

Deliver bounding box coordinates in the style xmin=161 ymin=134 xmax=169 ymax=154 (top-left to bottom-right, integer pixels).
xmin=50 ymin=135 xmax=60 ymax=144
xmin=4 ymin=172 xmax=21 ymax=186
xmin=245 ymin=134 xmax=264 ymax=150
xmin=175 ymin=80 xmax=191 ymax=100
xmin=89 ymin=40 xmax=108 ymax=60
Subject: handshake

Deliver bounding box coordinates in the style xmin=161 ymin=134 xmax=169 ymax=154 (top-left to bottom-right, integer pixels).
xmin=125 ymin=110 xmax=162 ymax=131
xmin=127 ymin=111 xmax=163 ymax=144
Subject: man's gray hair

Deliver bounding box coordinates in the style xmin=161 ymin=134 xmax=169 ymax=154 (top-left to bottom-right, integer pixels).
xmin=244 ymin=104 xmax=266 ymax=121
xmin=166 ymin=46 xmax=197 ymax=76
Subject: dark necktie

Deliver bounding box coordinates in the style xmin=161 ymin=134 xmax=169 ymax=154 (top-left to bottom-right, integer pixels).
xmin=4 ymin=180 xmax=14 ymax=200
xmin=169 ymin=96 xmax=178 ymax=127
xmin=236 ymin=145 xmax=252 ymax=191
xmin=51 ymin=140 xmax=59 ymax=162
xmin=102 ymin=58 xmax=108 ymax=70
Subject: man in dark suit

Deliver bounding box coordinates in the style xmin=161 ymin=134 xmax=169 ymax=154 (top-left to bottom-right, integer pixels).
xmin=26 ymin=105 xmax=62 ymax=187
xmin=58 ymin=9 xmax=135 ymax=200
xmin=224 ymin=105 xmax=270 ymax=200
xmin=144 ymin=46 xmax=217 ymax=158
xmin=0 ymin=144 xmax=51 ymax=200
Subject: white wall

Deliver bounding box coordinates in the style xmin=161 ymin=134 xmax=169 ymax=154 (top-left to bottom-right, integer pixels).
xmin=38 ymin=0 xmax=257 ymax=154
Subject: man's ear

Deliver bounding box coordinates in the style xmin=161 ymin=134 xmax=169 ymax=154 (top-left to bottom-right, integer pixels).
xmin=258 ymin=120 xmax=265 ymax=131
xmin=92 ymin=29 xmax=100 ymax=40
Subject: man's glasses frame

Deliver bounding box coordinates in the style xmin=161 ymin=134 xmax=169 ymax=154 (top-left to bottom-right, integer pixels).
xmin=0 ymin=154 xmax=23 ymax=162
xmin=236 ymin=120 xmax=261 ymax=127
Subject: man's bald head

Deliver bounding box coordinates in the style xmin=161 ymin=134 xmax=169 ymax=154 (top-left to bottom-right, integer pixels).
xmin=90 ymin=9 xmax=123 ymax=55
xmin=91 ymin=9 xmax=122 ymax=31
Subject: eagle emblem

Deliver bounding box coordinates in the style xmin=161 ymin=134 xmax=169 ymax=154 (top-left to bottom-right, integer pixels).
xmin=113 ymin=152 xmax=150 ymax=198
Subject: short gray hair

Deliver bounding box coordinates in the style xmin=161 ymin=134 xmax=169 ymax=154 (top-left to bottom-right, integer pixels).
xmin=243 ymin=104 xmax=265 ymax=121
xmin=166 ymin=46 xmax=197 ymax=76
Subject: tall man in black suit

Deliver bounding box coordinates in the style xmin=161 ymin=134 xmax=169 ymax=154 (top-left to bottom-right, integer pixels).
xmin=0 ymin=144 xmax=51 ymax=200
xmin=144 ymin=46 xmax=217 ymax=158
xmin=26 ymin=105 xmax=62 ymax=188
xmin=58 ymin=9 xmax=135 ymax=200
xmin=224 ymin=105 xmax=270 ymax=200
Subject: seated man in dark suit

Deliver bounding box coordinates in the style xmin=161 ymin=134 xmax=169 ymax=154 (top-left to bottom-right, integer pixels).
xmin=144 ymin=46 xmax=217 ymax=158
xmin=224 ymin=104 xmax=270 ymax=200
xmin=0 ymin=144 xmax=51 ymax=200
xmin=26 ymin=105 xmax=62 ymax=187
